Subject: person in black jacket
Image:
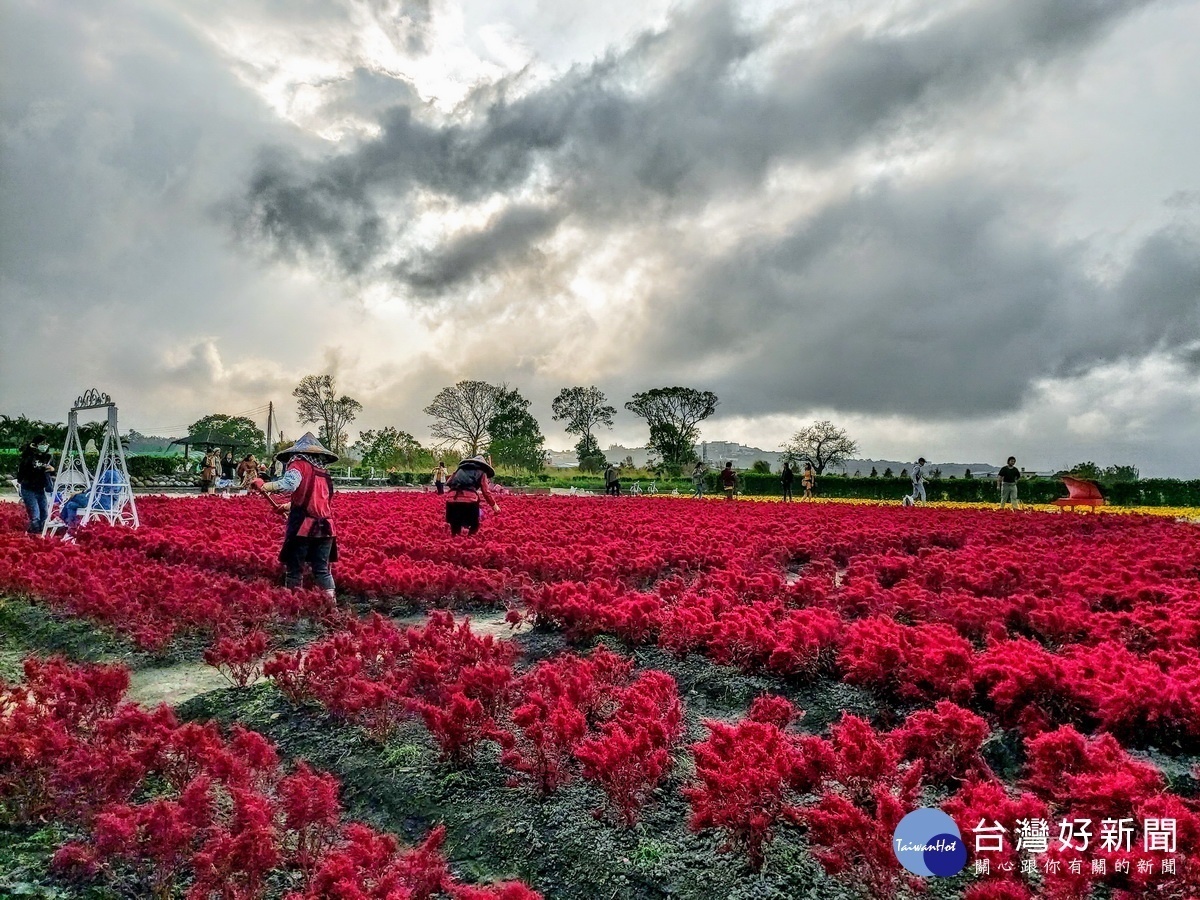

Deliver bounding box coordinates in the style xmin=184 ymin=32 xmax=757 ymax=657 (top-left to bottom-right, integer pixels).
xmin=17 ymin=434 xmax=55 ymax=534
xmin=781 ymin=462 xmax=795 ymax=502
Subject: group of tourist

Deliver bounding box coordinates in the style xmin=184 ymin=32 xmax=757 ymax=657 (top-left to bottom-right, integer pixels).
xmin=200 ymin=450 xmax=276 ymax=494
xmin=906 ymin=456 xmax=1022 ymax=508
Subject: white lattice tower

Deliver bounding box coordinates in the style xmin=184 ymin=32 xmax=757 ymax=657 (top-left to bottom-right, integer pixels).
xmin=45 ymin=410 xmax=92 ymax=532
xmin=43 ymin=389 xmax=139 ymax=534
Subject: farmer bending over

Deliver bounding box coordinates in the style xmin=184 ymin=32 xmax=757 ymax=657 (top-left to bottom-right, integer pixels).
xmin=445 ymin=455 xmax=500 ymax=536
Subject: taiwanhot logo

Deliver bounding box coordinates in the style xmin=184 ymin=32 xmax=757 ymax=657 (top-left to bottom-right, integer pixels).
xmin=893 ymin=808 xmax=968 ymax=877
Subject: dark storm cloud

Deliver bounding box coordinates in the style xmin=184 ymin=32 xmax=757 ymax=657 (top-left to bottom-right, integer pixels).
xmin=640 ymin=177 xmax=1200 ymax=418
xmin=392 ymin=204 xmax=566 ymax=293
xmin=234 ymin=0 xmax=1158 ymax=283
xmin=1109 ymin=227 xmax=1200 ymax=363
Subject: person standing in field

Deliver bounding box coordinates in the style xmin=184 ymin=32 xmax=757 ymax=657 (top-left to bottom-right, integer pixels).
xmin=433 ymin=461 xmax=448 ymax=495
xmin=200 ymin=449 xmax=219 ymax=494
xmin=802 ymin=463 xmax=815 ymax=500
xmin=997 ymin=457 xmax=1021 ymax=509
xmin=910 ymin=457 xmax=927 ymax=505
xmin=781 ymin=462 xmax=794 ymax=502
xmin=604 ymin=463 xmax=620 ymax=496
xmin=17 ymin=433 xmax=54 ymax=534
xmin=445 ymin=455 xmax=500 ymax=536
xmin=720 ymin=462 xmax=737 ymax=501
xmin=237 ymin=455 xmax=259 ymax=490
xmin=691 ymin=461 xmax=707 ymax=499
xmin=258 ymin=432 xmax=339 ymax=600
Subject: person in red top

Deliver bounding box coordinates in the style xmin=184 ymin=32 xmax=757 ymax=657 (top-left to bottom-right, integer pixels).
xmin=445 ymin=455 xmax=500 ymax=536
xmin=720 ymin=461 xmax=738 ymax=501
xmin=259 ymin=432 xmax=338 ymax=598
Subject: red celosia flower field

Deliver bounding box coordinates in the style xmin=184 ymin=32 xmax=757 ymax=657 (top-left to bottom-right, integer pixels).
xmin=4 ymin=493 xmax=1200 ymax=898
xmin=0 ymin=657 xmax=540 ymax=900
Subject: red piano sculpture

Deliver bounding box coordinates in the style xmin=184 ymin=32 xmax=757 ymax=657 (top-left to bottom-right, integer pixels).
xmin=1053 ymin=476 xmax=1106 ymax=512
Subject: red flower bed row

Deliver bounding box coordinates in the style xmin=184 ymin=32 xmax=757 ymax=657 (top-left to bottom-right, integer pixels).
xmin=265 ymin=615 xmax=684 ymax=826
xmin=9 ymin=495 xmax=1200 ymax=671
xmin=0 ymin=656 xmax=540 ymax=900
xmin=686 ymin=695 xmax=1200 ymax=898
xmin=0 ymin=510 xmax=333 ymax=652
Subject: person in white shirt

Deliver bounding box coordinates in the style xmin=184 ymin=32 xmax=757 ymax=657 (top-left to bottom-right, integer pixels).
xmin=911 ymin=458 xmax=927 ymax=504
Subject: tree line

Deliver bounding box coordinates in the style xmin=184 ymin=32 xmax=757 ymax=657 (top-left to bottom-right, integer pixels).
xmin=0 ymin=379 xmax=1141 ymax=482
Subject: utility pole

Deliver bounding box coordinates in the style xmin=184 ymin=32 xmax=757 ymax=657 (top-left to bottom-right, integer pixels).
xmin=266 ymin=401 xmax=273 ymax=454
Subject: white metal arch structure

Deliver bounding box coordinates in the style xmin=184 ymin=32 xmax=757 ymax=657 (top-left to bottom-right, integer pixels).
xmin=44 ymin=389 xmax=139 ymax=535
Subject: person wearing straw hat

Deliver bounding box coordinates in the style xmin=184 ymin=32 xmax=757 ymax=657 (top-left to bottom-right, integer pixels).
xmin=444 ymin=455 xmax=500 ymax=536
xmin=258 ymin=432 xmax=339 ymax=599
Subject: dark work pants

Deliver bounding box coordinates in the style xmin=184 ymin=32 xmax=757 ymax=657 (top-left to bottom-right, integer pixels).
xmin=284 ymin=537 xmax=335 ymax=591
xmin=21 ymin=488 xmax=48 ymax=533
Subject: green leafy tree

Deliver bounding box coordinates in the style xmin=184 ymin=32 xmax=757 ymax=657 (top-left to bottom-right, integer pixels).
xmin=752 ymin=460 xmax=772 ymax=474
xmin=624 ymin=387 xmax=718 ymax=469
xmin=293 ymin=375 xmax=362 ymax=455
xmin=0 ymin=415 xmax=110 ymax=451
xmin=424 ymin=381 xmax=503 ymax=456
xmin=900 ymin=468 xmax=908 ymax=478
xmin=1 ymin=415 xmax=64 ymax=449
xmin=352 ymin=428 xmax=431 ymax=471
xmin=781 ymin=420 xmax=858 ymax=475
xmin=573 ymin=433 xmax=605 ymax=472
xmin=1103 ymin=464 xmax=1140 ymax=483
xmin=1067 ymin=461 xmax=1102 ymax=480
xmin=551 ymin=386 xmax=616 ymax=473
xmin=869 ymin=467 xmax=878 ymax=478
xmin=883 ymin=467 xmax=894 ymax=478
xmin=187 ymin=414 xmax=265 ymax=452
xmin=964 ymin=469 xmax=973 ymax=480
xmin=488 ymin=387 xmax=546 ymax=472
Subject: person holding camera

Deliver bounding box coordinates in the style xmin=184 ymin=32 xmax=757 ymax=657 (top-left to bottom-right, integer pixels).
xmin=17 ymin=433 xmax=55 ymax=534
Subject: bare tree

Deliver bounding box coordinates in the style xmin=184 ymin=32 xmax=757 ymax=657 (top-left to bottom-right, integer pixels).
xmin=424 ymin=380 xmax=503 ymax=456
xmin=781 ymin=420 xmax=858 ymax=475
xmin=293 ymin=375 xmax=362 ymax=454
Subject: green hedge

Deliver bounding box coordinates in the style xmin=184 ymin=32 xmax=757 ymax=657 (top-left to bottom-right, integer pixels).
xmin=727 ymin=474 xmax=1200 ymax=506
xmin=6 ymin=448 xmax=1200 ymax=506
xmin=126 ymin=456 xmax=186 ymax=478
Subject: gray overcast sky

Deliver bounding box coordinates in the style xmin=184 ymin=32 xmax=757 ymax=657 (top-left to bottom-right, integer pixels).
xmin=3 ymin=0 xmax=1200 ymax=474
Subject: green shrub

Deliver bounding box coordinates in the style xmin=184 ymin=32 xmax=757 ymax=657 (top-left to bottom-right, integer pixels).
xmin=126 ymin=456 xmax=183 ymax=478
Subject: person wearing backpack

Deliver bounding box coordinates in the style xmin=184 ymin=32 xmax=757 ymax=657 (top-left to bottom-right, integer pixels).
xmin=910 ymin=457 xmax=927 ymax=505
xmin=445 ymin=455 xmax=500 ymax=536
xmin=780 ymin=462 xmax=794 ymax=502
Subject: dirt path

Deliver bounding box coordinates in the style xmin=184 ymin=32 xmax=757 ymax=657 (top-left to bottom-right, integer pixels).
xmin=125 ymin=661 xmax=233 ymax=707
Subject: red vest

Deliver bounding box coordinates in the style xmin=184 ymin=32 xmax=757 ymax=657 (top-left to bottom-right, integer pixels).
xmin=288 ymin=458 xmax=335 ymax=538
